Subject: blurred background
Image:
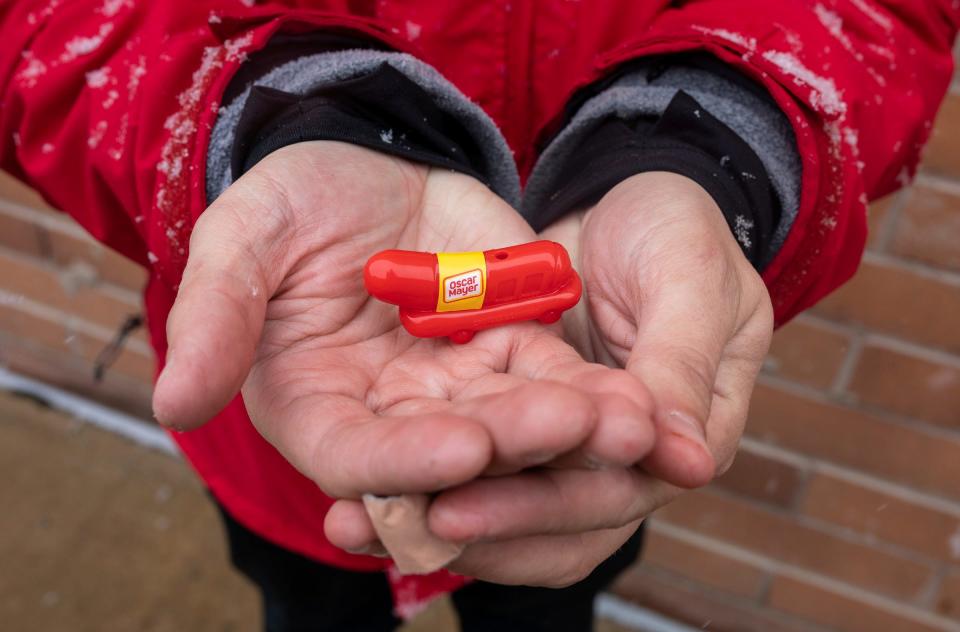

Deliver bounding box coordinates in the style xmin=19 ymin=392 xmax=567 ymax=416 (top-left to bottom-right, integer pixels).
xmin=1 ymin=51 xmax=959 ymax=632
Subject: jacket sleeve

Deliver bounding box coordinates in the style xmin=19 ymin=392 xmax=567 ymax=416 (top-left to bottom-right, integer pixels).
xmin=578 ymin=1 xmax=959 ymax=325
xmin=0 ymin=1 xmax=407 ymax=288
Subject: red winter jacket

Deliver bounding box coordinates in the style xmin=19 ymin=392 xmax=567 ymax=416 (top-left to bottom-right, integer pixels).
xmin=2 ymin=0 xmax=957 ymax=613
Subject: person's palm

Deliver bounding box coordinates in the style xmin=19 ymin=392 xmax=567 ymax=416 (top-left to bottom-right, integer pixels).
xmin=153 ymin=142 xmax=656 ymax=544
xmin=544 ymin=171 xmax=775 ymax=489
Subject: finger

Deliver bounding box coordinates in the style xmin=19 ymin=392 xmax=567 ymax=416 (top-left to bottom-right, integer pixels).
xmin=251 ymin=391 xmax=494 ymax=498
xmin=428 ymin=468 xmax=677 ymax=543
xmin=152 ymin=198 xmax=287 ymax=430
xmin=450 ymin=381 xmax=600 ymax=475
xmin=446 ymin=521 xmax=643 ymax=588
xmin=627 ymin=281 xmax=734 ymax=488
xmin=705 ymin=300 xmax=774 ymax=475
xmin=325 ymin=499 xmax=382 ymax=554
xmin=544 ymin=392 xmax=656 ymax=469
xmin=550 ymin=368 xmax=656 ymax=467
xmin=510 ymin=340 xmax=657 ymax=467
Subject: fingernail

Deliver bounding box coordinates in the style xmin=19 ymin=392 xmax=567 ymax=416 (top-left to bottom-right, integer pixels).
xmin=663 ymin=411 xmax=707 ymax=446
xmin=344 ymin=543 xmax=383 ymax=556
xmin=584 ymin=455 xmax=611 ymax=470
xmin=430 ymin=506 xmax=484 ymax=543
xmin=524 ymin=452 xmax=557 ymax=466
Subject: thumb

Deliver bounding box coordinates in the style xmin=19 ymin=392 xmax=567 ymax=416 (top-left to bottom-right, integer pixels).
xmin=627 ymin=281 xmax=731 ymax=488
xmin=152 ymin=196 xmax=287 ymax=430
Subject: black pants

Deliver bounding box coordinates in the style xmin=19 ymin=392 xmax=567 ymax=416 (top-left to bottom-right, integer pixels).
xmin=217 ymin=504 xmax=644 ymax=632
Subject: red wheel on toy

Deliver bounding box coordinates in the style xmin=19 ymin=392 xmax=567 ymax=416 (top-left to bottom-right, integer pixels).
xmin=449 ymin=330 xmax=475 ymax=344
xmin=538 ymin=310 xmax=561 ymax=324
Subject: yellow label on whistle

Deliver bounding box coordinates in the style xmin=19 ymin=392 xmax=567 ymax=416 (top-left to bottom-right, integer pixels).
xmin=436 ymin=251 xmax=487 ymax=312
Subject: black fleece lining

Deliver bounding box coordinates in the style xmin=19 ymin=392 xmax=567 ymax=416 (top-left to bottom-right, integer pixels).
xmin=232 ymin=63 xmax=489 ymax=185
xmin=532 ymin=91 xmax=781 ymax=267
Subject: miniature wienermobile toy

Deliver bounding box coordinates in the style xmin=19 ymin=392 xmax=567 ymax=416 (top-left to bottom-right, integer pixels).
xmin=364 ymin=240 xmax=582 ymax=343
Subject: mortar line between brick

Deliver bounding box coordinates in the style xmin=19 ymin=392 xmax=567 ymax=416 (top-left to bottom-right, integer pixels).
xmin=864 ymin=250 xmax=960 ymax=286
xmin=739 ymin=437 xmax=960 ymax=517
xmin=624 ymin=563 xmax=828 ymax=632
xmin=862 ymin=331 xmax=960 ymax=368
xmin=0 ymin=198 xmax=90 ymax=239
xmin=872 ymin=187 xmax=909 ymax=253
xmin=919 ymin=566 xmax=951 ymax=612
xmin=829 ymin=328 xmax=864 ymax=398
xmin=916 ymin=173 xmax=960 ymax=196
xmin=793 ymin=312 xmax=861 ymax=337
xmin=0 ymin=243 xmax=143 ymax=305
xmin=647 ymin=522 xmax=960 ymax=632
xmin=795 ymin=314 xmax=960 ymax=370
xmin=705 ymin=484 xmax=948 ymax=572
xmin=0 ymin=287 xmax=153 ymax=357
xmin=757 ymin=374 xmax=960 ymax=443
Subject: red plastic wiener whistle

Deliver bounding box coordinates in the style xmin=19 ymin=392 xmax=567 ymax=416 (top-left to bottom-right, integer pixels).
xmin=364 ymin=240 xmax=582 ymax=343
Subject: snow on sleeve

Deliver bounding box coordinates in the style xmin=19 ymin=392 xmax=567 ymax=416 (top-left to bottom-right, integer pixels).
xmin=153 ymin=32 xmax=255 ymax=269
xmin=848 ymin=0 xmax=893 ymax=32
xmin=98 ymin=0 xmax=134 ymax=17
xmin=60 ymin=23 xmax=115 ymax=63
xmin=760 ymin=50 xmax=846 ymax=117
xmin=691 ymin=26 xmax=757 ymax=52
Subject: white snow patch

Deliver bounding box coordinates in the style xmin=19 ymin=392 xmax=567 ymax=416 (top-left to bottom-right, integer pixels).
xmin=17 ymin=52 xmax=47 ymax=89
xmin=208 ymin=11 xmax=222 ymax=24
xmin=224 ymin=32 xmax=253 ymax=63
xmin=405 ymin=20 xmax=421 ymax=40
xmin=896 ymin=165 xmax=913 ymax=187
xmin=849 ymin=0 xmax=893 ymax=32
xmin=107 ymin=112 xmax=129 ymax=160
xmin=27 ymin=0 xmax=63 ymax=26
xmin=61 ymin=23 xmax=115 ymax=63
xmin=98 ymin=0 xmax=133 ymax=17
xmin=719 ymin=155 xmax=730 ymax=167
xmin=126 ymin=55 xmax=147 ymax=100
xmin=11 ymin=132 xmax=21 ymax=147
xmin=733 ymin=215 xmax=754 ymax=249
xmin=820 ymin=215 xmax=838 ymax=230
xmin=843 ymin=127 xmax=859 ymax=157
xmin=380 ymin=128 xmax=394 ymax=144
xmin=814 ymin=4 xmax=863 ymax=62
xmin=762 ymin=50 xmax=847 ymax=117
xmin=85 ymin=67 xmax=110 ymax=88
xmin=87 ymin=120 xmax=108 ymax=149
xmin=41 ymin=143 xmax=54 ymax=154
xmin=146 ymin=251 xmax=159 ymax=264
xmin=102 ymin=89 xmax=120 ymax=109
xmin=155 ymin=32 xmax=255 ymax=246
xmin=239 ymin=0 xmax=255 ymax=5
xmin=782 ymin=28 xmax=804 ymax=53
xmin=866 ymin=66 xmax=887 ymax=87
xmin=691 ymin=26 xmax=756 ymax=51
xmin=866 ymin=43 xmax=895 ymax=62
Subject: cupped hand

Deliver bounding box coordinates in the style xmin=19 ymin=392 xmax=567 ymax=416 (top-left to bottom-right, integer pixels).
xmin=325 ymin=171 xmax=773 ymax=587
xmin=151 ymin=142 xmax=658 ymax=581
xmin=549 ymin=171 xmax=775 ymax=488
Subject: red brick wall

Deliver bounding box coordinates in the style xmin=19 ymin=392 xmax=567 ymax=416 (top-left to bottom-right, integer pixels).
xmin=612 ymin=64 xmax=960 ymax=631
xmin=0 ymin=178 xmax=152 ymax=417
xmin=2 ymin=57 xmax=960 ymax=632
